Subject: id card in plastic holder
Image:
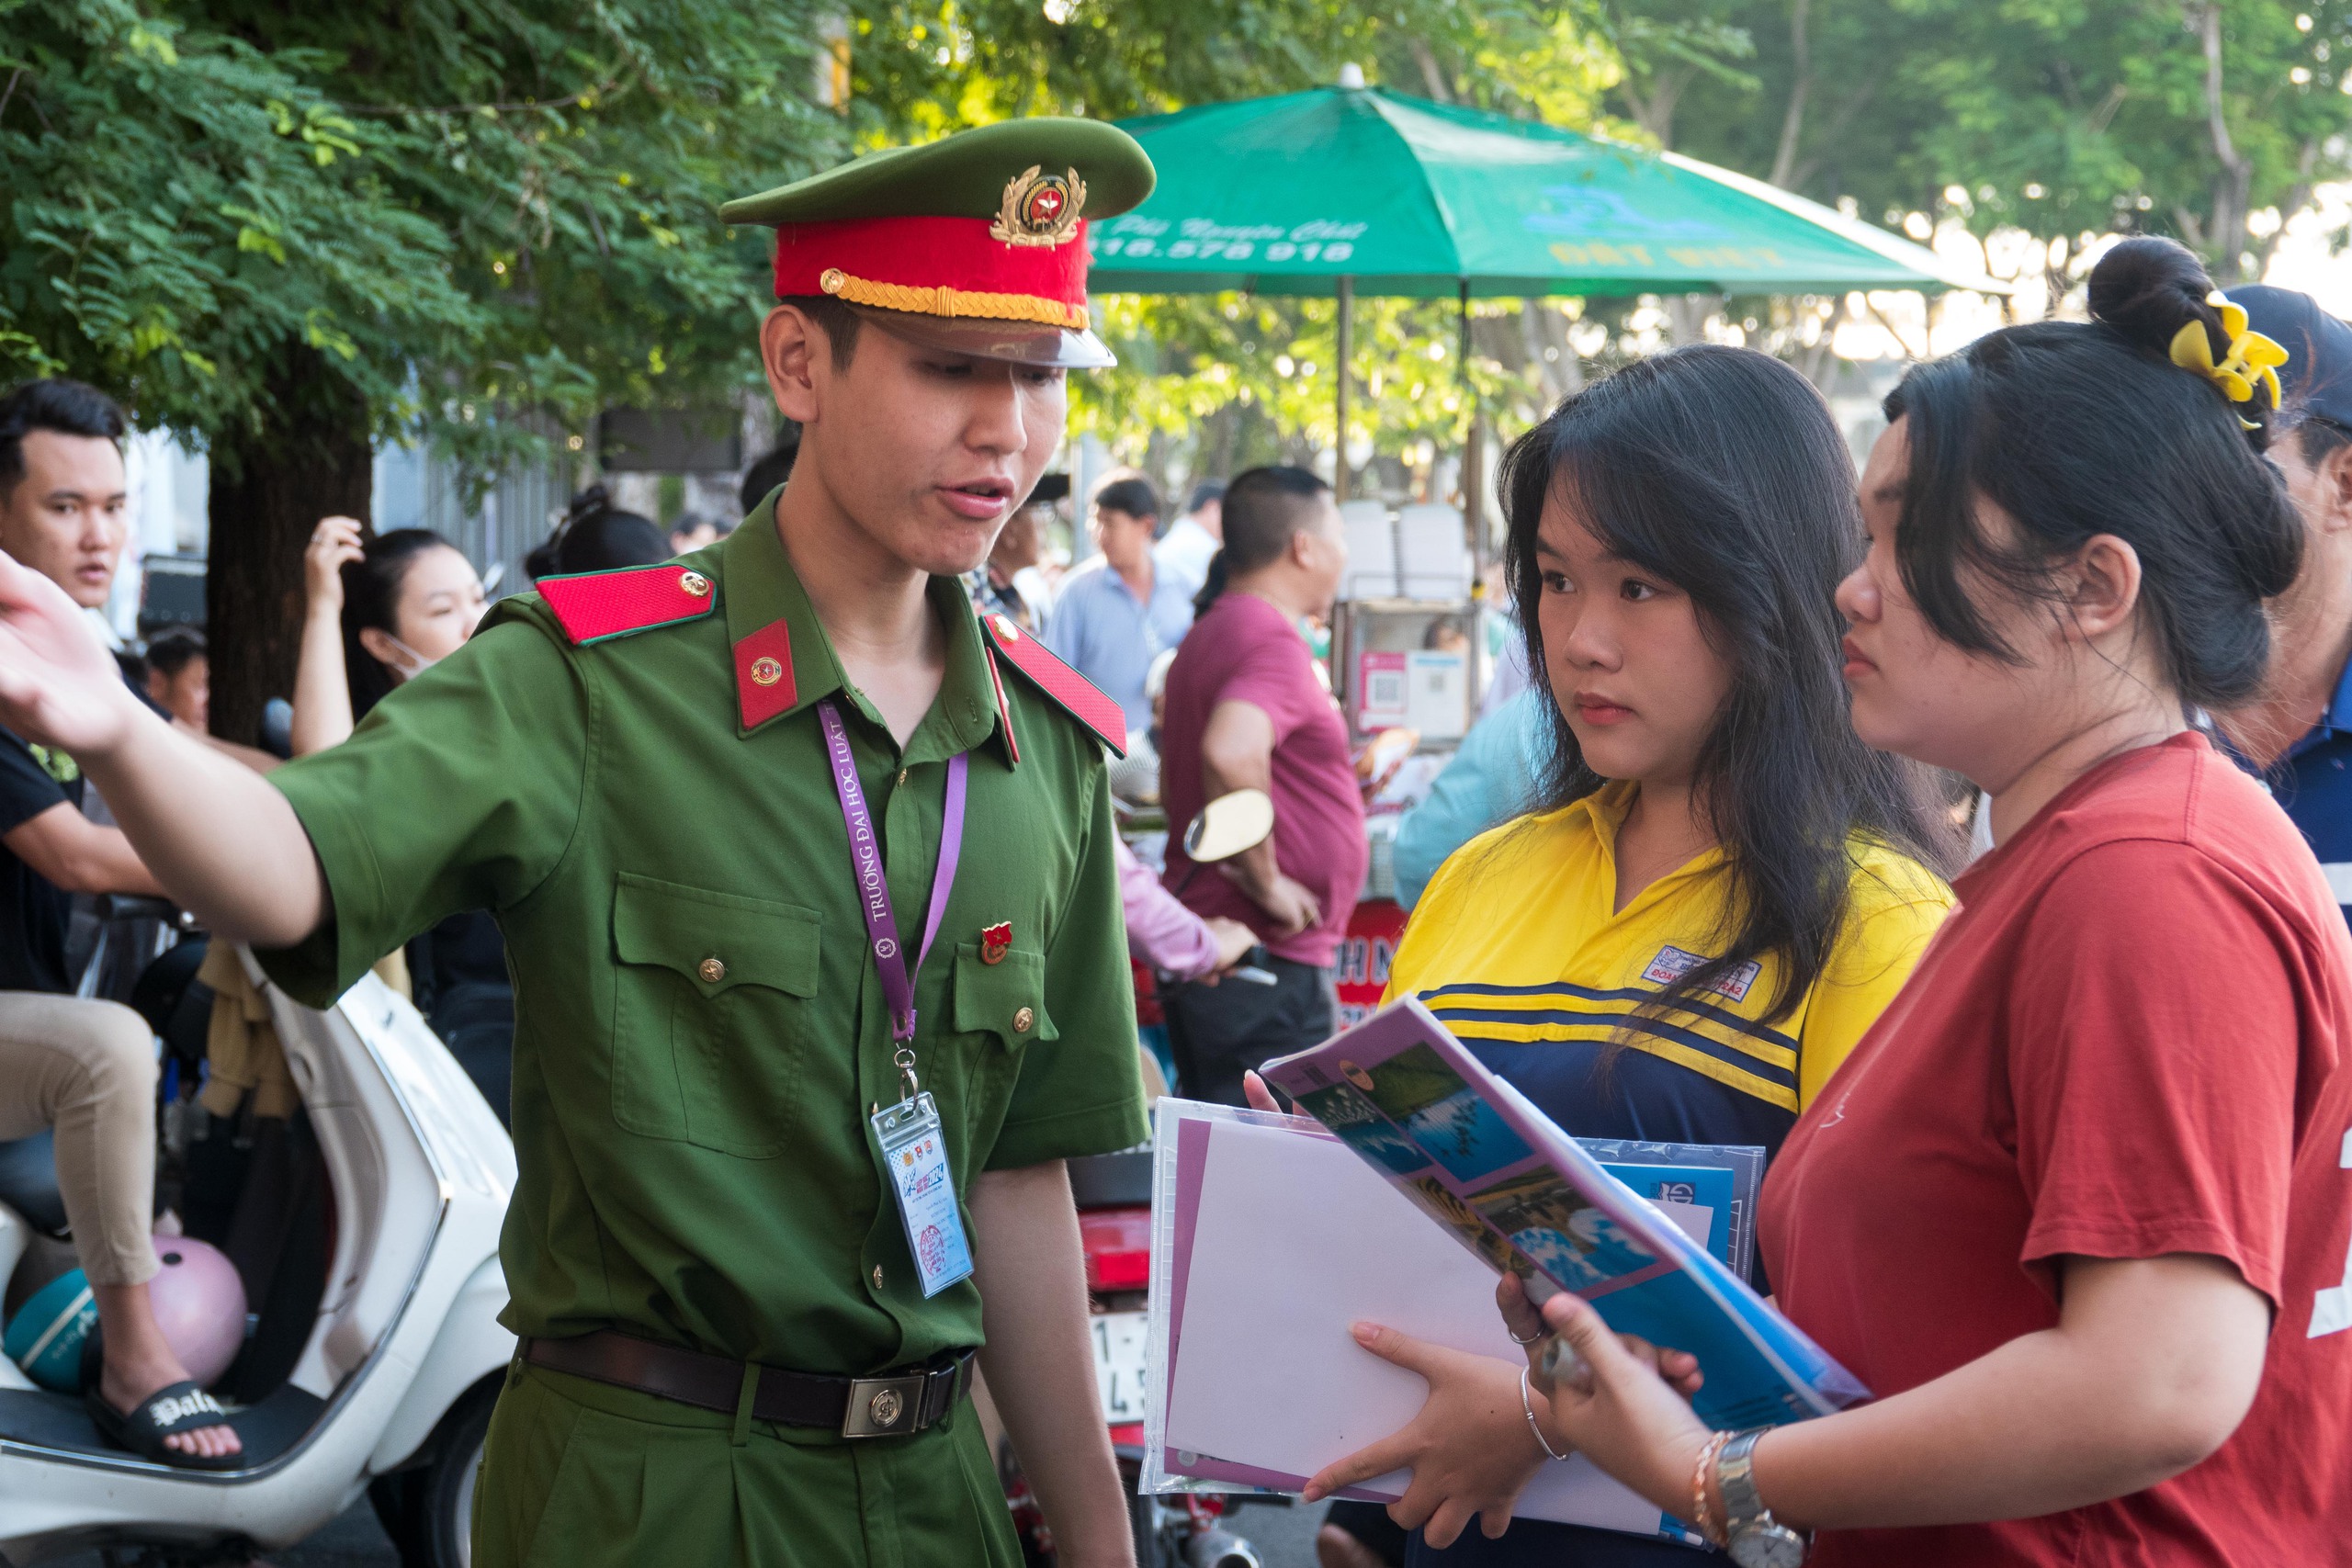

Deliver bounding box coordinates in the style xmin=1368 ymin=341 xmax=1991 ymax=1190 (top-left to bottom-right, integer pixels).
xmin=873 ymin=1092 xmax=975 ymax=1298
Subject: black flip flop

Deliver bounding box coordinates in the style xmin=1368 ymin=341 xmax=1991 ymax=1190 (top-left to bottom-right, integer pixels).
xmin=79 ymin=1331 xmax=243 ymax=1471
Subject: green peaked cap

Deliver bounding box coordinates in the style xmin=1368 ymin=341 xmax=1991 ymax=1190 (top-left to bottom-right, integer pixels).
xmin=718 ymin=118 xmax=1155 ymax=227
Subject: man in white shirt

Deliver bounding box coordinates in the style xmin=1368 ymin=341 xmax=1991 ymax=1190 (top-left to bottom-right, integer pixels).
xmin=1155 ymin=478 xmax=1224 ymax=594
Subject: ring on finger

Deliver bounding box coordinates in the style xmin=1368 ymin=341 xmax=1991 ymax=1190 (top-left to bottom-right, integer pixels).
xmin=1509 ymin=1324 xmax=1544 ymax=1346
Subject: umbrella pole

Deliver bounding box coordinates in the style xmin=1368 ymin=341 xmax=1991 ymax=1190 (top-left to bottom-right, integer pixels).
xmin=1334 ymin=276 xmax=1353 ymax=503
xmin=1459 ymin=280 xmax=1488 ymax=706
xmin=1459 ymin=281 xmax=1480 ymax=585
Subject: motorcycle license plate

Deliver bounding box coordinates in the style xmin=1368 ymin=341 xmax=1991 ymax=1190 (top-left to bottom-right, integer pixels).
xmin=1091 ymin=1309 xmax=1149 ymax=1423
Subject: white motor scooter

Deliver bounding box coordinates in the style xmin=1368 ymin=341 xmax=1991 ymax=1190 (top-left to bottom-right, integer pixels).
xmin=0 ymin=945 xmax=515 ymax=1567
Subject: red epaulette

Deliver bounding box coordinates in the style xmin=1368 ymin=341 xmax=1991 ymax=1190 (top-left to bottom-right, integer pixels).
xmin=979 ymin=612 xmax=1128 ymax=758
xmin=537 ymin=563 xmax=718 ymax=646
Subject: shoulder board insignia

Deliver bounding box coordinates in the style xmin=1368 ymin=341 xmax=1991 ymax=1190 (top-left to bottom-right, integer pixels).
xmin=537 ymin=564 xmax=717 ymax=646
xmin=980 ymin=612 xmax=1127 ymax=757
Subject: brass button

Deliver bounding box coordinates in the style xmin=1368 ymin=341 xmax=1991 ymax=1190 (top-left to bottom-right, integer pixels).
xmin=750 ymin=655 xmax=784 ymax=687
xmin=896 ymin=769 xmax=909 ymax=788
xmin=871 ymin=1264 xmax=885 ymax=1290
xmin=698 ymin=956 xmax=727 ymax=984
xmin=1012 ymin=1006 xmax=1035 ymax=1034
xmin=994 ymin=614 xmax=1021 ymax=642
xmin=678 ymin=570 xmax=712 ymax=598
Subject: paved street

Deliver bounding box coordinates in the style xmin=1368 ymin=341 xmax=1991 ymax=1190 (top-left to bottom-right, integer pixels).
xmin=58 ymin=1494 xmax=1329 ymax=1567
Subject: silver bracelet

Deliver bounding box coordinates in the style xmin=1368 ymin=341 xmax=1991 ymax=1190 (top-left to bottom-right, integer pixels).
xmin=1519 ymin=1365 xmax=1570 ymax=1461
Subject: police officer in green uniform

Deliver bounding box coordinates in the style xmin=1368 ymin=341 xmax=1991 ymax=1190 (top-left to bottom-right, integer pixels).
xmin=0 ymin=119 xmax=1160 ymax=1567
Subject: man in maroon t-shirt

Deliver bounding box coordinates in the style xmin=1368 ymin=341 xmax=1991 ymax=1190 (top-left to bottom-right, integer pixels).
xmin=1159 ymin=466 xmax=1365 ymax=1105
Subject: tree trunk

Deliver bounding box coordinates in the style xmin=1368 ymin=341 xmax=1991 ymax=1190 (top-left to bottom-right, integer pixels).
xmin=206 ymin=344 xmax=371 ymax=749
xmin=1770 ymin=0 xmax=1813 ymax=188
xmin=2189 ymin=0 xmax=2253 ymax=279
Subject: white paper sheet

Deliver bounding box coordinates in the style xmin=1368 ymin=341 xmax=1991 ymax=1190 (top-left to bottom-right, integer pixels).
xmin=1159 ymin=1116 xmax=1668 ymax=1537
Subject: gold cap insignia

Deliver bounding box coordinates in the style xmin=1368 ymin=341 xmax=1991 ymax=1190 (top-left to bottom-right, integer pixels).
xmin=991 ymin=165 xmax=1087 ymax=247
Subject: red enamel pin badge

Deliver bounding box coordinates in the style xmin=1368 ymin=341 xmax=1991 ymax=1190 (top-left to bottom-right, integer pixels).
xmin=979 ymin=922 xmax=1013 ymax=964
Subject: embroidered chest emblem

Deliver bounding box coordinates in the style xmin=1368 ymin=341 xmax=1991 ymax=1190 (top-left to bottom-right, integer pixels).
xmin=1640 ymin=943 xmax=1761 ymax=1004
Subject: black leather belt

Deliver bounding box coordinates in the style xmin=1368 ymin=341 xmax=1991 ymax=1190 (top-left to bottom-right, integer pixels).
xmin=523 ymin=1330 xmax=974 ymax=1438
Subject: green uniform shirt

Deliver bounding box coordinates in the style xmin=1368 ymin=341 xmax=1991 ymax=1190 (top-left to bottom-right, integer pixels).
xmin=256 ymin=508 xmax=1148 ymax=1374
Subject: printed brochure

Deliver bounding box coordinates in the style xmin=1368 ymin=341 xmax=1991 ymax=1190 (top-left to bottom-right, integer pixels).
xmin=1257 ymin=998 xmax=1869 ymax=1430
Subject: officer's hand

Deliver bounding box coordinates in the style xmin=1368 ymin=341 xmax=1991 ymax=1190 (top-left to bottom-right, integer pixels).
xmin=0 ymin=550 xmax=148 ymax=758
xmin=1299 ymin=1324 xmax=1544 ymax=1549
xmin=305 ymin=516 xmax=365 ymax=614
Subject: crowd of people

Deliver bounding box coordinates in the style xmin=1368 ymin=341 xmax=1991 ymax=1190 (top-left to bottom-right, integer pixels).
xmin=2 ymin=120 xmax=2351 ymax=1568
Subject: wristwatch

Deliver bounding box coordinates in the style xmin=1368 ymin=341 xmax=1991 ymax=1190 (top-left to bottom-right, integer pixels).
xmin=1716 ymin=1428 xmax=1808 ymax=1567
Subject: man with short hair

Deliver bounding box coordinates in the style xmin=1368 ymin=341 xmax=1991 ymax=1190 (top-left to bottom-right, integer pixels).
xmin=1157 ymin=465 xmax=1365 ymax=1106
xmin=0 ymin=122 xmax=1156 ymax=1562
xmin=2215 ymin=287 xmax=2352 ymax=925
xmin=141 ymin=628 xmax=209 ymax=731
xmin=1043 ymin=470 xmax=1193 ymax=732
xmin=1155 ymin=478 xmax=1225 ymax=594
xmin=0 ymin=378 xmax=242 ymax=1467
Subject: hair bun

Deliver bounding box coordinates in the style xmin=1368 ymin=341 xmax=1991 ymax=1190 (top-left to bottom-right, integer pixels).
xmin=2087 ymin=236 xmax=2225 ymax=362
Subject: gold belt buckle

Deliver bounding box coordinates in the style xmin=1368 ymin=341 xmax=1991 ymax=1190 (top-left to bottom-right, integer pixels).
xmin=842 ymin=1372 xmax=928 ymax=1438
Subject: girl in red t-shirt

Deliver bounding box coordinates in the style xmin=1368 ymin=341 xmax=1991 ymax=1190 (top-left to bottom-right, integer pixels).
xmin=1512 ymin=238 xmax=2352 ymax=1564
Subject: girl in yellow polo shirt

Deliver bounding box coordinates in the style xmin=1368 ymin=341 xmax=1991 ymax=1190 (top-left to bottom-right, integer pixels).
xmin=1293 ymin=345 xmax=1957 ymax=1568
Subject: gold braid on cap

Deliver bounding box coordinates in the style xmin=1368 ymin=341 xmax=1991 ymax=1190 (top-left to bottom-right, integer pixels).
xmin=819 ymin=267 xmax=1089 ymax=332
xmin=2169 ymin=290 xmax=2289 ymax=431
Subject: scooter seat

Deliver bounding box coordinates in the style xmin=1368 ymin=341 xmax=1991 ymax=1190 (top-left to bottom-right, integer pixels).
xmin=0 ymin=1132 xmax=68 ymax=1235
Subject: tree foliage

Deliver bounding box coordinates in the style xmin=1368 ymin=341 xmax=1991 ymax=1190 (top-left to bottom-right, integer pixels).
xmin=0 ymin=0 xmax=834 ymax=467
xmin=1663 ymin=0 xmax=2352 ymax=287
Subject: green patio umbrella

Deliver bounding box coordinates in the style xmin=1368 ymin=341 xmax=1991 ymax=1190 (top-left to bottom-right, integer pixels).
xmin=1098 ymin=79 xmax=1989 ymax=297
xmin=1098 ymin=78 xmax=1996 ymax=501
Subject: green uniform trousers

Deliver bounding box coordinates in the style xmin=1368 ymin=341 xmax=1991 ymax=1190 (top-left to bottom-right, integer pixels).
xmin=473 ymin=1361 xmax=1023 ymax=1568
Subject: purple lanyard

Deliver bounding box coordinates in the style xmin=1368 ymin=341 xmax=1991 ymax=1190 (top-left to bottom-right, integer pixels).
xmin=818 ymin=701 xmax=968 ymax=1082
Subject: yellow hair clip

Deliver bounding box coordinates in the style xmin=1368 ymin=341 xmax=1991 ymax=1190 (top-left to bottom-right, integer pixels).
xmin=2169 ymin=289 xmax=2290 ymax=430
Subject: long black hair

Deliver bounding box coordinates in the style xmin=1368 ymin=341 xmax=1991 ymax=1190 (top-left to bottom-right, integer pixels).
xmin=1498 ymin=344 xmax=1951 ymax=1029
xmin=1883 ymin=237 xmax=2301 ymax=708
xmin=343 ymin=528 xmax=457 ymax=720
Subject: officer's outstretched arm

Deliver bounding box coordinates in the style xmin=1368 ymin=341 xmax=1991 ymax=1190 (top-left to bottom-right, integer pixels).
xmin=0 ymin=551 xmax=323 ymax=945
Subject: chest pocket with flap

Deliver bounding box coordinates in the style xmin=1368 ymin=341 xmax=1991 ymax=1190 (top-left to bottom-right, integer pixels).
xmin=611 ymin=872 xmax=821 ymax=1158
xmin=951 ymin=943 xmax=1056 ymax=1140
xmin=953 ymin=943 xmax=1057 ymax=1052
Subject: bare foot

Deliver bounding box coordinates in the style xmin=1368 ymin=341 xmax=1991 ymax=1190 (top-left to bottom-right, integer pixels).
xmin=90 ymin=1280 xmax=243 ymax=1461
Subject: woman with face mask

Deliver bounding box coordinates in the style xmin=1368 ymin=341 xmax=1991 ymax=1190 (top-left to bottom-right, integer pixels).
xmin=291 ymin=520 xmax=488 ymax=755
xmin=1259 ymin=344 xmax=1958 ymax=1568
xmin=288 ymin=519 xmax=514 ymax=1121
xmin=1512 ymin=238 xmax=2352 ymax=1565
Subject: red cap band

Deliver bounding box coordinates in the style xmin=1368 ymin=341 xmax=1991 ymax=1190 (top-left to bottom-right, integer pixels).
xmin=772 ymin=217 xmax=1091 ymax=329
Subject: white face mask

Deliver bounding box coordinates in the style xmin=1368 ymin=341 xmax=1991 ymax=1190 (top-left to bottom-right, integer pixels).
xmin=383 ymin=634 xmax=441 ymax=681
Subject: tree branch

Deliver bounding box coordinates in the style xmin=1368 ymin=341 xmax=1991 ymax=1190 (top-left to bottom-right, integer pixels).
xmin=334 ymin=74 xmax=628 ymax=118
xmin=1770 ymin=0 xmax=1812 ymax=188
xmin=1863 ymin=294 xmax=1923 ymax=360
xmin=1409 ymin=39 xmax=1453 ymax=105
xmin=2188 ymin=0 xmax=2253 ymax=276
